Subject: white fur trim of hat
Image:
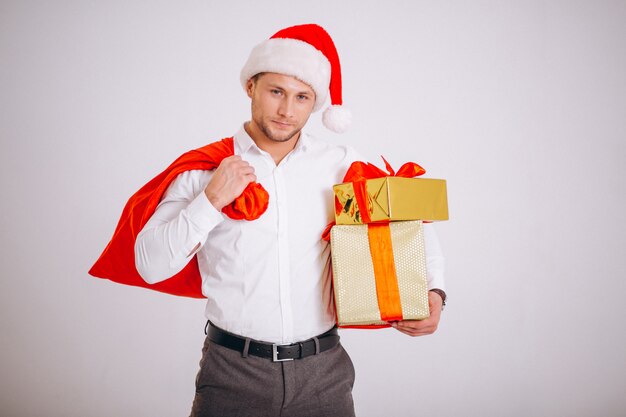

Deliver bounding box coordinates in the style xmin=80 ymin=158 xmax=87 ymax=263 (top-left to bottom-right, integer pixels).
xmin=240 ymin=38 xmax=331 ymax=112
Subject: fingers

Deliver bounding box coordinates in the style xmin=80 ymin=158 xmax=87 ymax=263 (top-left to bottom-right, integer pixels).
xmin=391 ymin=318 xmax=439 ymax=337
xmin=204 ymin=156 xmax=257 ymax=210
xmin=388 ymin=290 xmax=445 ymax=337
xmin=220 ymin=156 xmax=256 ymax=179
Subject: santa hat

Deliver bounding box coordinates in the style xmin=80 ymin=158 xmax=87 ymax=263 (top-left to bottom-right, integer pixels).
xmin=240 ymin=24 xmax=351 ymax=133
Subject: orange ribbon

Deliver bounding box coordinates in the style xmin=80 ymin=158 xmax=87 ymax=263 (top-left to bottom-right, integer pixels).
xmin=367 ymin=223 xmax=404 ymax=322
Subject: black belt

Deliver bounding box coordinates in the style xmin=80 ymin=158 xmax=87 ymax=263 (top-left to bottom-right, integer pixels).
xmin=207 ymin=323 xmax=340 ymax=362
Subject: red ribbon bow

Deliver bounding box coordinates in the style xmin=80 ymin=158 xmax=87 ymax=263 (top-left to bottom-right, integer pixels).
xmin=340 ymin=157 xmax=426 ymax=225
xmin=323 ymin=157 xmax=425 ymax=240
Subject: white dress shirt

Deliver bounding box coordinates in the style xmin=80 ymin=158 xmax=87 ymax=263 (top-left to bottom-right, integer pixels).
xmin=135 ymin=126 xmax=445 ymax=344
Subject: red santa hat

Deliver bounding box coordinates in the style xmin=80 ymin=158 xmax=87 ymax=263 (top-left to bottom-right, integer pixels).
xmin=240 ymin=24 xmax=351 ymax=133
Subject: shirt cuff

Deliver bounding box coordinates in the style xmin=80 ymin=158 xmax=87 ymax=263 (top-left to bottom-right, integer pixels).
xmin=185 ymin=191 xmax=225 ymax=233
xmin=426 ymin=256 xmax=446 ymax=292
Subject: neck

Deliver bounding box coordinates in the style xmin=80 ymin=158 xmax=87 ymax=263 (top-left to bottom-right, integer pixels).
xmin=244 ymin=121 xmax=300 ymax=165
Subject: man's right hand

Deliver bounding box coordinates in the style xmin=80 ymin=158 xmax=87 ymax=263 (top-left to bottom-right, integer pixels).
xmin=204 ymin=155 xmax=256 ymax=211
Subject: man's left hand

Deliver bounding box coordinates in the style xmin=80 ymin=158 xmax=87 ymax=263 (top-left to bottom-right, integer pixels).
xmin=391 ymin=291 xmax=443 ymax=337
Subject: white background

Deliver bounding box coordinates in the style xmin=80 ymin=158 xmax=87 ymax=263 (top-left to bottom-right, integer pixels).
xmin=1 ymin=1 xmax=625 ymax=416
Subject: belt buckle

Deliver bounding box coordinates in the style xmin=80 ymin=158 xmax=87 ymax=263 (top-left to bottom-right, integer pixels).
xmin=272 ymin=344 xmax=293 ymax=362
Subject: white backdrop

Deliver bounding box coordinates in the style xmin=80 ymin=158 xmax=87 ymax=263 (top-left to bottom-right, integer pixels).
xmin=1 ymin=1 xmax=625 ymax=416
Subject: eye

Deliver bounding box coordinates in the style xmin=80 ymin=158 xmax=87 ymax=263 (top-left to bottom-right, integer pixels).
xmin=297 ymin=94 xmax=310 ymax=101
xmin=271 ymin=89 xmax=283 ymax=96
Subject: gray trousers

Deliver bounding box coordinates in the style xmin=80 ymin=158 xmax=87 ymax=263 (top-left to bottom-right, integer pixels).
xmin=190 ymin=334 xmax=356 ymax=417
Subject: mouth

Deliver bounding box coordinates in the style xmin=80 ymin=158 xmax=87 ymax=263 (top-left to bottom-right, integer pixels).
xmin=272 ymin=120 xmax=294 ymax=128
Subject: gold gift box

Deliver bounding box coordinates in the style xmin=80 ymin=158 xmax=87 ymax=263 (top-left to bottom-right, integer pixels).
xmin=333 ymin=177 xmax=448 ymax=225
xmin=330 ymin=220 xmax=429 ymax=327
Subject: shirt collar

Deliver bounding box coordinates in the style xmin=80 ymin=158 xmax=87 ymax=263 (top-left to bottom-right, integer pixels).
xmin=234 ymin=125 xmax=256 ymax=155
xmin=234 ymin=124 xmax=312 ymax=157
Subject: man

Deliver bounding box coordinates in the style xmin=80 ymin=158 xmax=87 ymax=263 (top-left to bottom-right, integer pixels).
xmin=133 ymin=24 xmax=445 ymax=416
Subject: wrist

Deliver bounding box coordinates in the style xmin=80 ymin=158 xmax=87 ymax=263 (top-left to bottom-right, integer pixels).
xmin=429 ymin=289 xmax=447 ymax=309
xmin=204 ymin=189 xmax=225 ymax=211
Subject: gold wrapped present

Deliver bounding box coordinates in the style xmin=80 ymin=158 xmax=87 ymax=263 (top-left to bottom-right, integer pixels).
xmin=334 ymin=177 xmax=448 ymax=225
xmin=330 ymin=220 xmax=429 ymax=327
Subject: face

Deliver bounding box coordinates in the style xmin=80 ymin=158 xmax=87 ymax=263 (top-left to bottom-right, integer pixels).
xmin=246 ymin=72 xmax=316 ymax=143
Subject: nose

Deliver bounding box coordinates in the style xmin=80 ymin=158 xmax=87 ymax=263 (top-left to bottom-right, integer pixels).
xmin=278 ymin=97 xmax=294 ymax=118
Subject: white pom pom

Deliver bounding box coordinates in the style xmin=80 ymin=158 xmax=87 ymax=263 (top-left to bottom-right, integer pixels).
xmin=322 ymin=105 xmax=352 ymax=133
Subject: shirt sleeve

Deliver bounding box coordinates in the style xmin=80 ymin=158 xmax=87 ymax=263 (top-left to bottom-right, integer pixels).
xmin=134 ymin=169 xmax=224 ymax=284
xmin=423 ymin=222 xmax=446 ymax=291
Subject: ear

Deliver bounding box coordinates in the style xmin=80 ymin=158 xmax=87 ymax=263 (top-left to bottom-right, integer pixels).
xmin=246 ymin=79 xmax=255 ymax=98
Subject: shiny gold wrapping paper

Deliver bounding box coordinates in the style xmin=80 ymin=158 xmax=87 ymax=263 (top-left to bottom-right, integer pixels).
xmin=333 ymin=177 xmax=448 ymax=225
xmin=330 ymin=220 xmax=430 ymax=326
